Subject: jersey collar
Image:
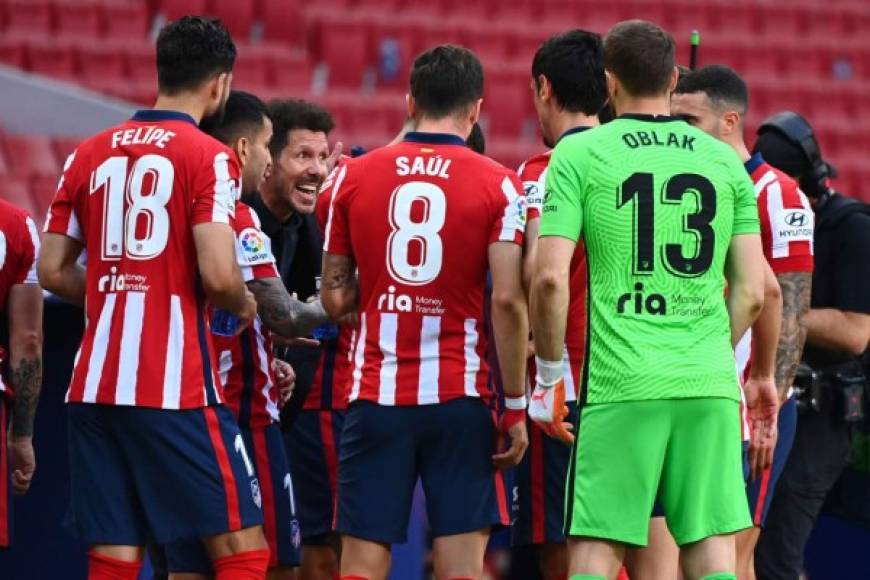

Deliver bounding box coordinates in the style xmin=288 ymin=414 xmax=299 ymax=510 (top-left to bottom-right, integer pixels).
xmin=745 ymin=152 xmax=766 ymax=175
xmin=617 ymin=113 xmax=683 ymax=123
xmin=558 ymin=125 xmax=591 ymax=143
xmin=131 ymin=109 xmax=197 ymax=126
xmin=403 ymin=131 xmax=467 ymax=146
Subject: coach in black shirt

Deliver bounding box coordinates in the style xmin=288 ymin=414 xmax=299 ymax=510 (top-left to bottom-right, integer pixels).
xmin=249 ymin=99 xmax=338 ymax=423
xmin=753 ymin=113 xmax=870 ymax=580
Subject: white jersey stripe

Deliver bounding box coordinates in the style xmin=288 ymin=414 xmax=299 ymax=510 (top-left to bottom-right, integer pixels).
xmin=115 ymin=292 xmax=145 ymax=405
xmin=218 ymin=350 xmax=233 ymax=387
xmin=463 ymin=319 xmax=481 ymax=398
xmin=254 ymin=319 xmax=279 ymax=422
xmin=211 ymin=152 xmax=236 ymax=224
xmin=377 ymin=313 xmax=398 ymax=405
xmin=754 ymin=170 xmax=777 ymax=197
xmin=498 ymin=176 xmax=523 ymax=241
xmin=417 ymin=316 xmax=441 ymax=405
xmin=764 ymin=179 xmax=789 ymax=258
xmin=162 ymin=295 xmax=184 ymax=409
xmin=562 ymin=345 xmax=577 ymax=403
xmin=82 ymin=293 xmax=117 ymax=403
xmin=349 ymin=315 xmax=366 ymax=402
xmin=24 ymin=216 xmax=40 ymax=283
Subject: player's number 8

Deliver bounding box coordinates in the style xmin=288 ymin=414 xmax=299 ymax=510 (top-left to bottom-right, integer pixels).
xmin=386 ymin=182 xmax=446 ymax=286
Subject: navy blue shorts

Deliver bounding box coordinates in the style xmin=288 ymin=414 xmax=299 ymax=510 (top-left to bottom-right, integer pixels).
xmin=283 ymin=409 xmax=343 ymax=545
xmin=0 ymin=396 xmax=11 ymax=548
xmin=336 ymin=398 xmax=510 ymax=544
xmin=65 ymin=403 xmax=263 ymax=546
xmin=165 ymin=423 xmax=301 ymax=572
xmin=746 ymin=396 xmax=798 ymax=526
xmin=512 ymin=402 xmax=578 ymax=546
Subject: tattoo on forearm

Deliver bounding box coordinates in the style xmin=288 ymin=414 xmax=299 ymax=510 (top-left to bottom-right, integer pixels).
xmin=247 ymin=278 xmax=329 ymax=338
xmin=775 ymin=272 xmax=812 ymax=397
xmin=11 ymin=356 xmax=42 ymax=437
xmin=325 ymin=259 xmax=353 ymax=291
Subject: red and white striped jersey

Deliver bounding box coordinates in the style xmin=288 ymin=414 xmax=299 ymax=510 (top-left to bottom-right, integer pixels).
xmin=216 ymin=202 xmax=281 ymax=428
xmin=735 ymin=153 xmax=815 ymax=439
xmin=0 ymin=199 xmax=40 ymax=396
xmin=519 ymin=147 xmax=588 ymax=402
xmin=44 ymin=110 xmax=242 ymax=409
xmin=324 ymin=132 xmax=526 ymax=406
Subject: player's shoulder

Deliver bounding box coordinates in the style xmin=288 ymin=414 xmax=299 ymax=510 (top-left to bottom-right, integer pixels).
xmin=233 ymin=201 xmax=260 ymax=230
xmin=518 ymin=151 xmax=552 ymax=180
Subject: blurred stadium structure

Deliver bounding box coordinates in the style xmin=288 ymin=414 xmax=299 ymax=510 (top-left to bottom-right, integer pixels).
xmin=0 ymin=0 xmax=869 ymax=222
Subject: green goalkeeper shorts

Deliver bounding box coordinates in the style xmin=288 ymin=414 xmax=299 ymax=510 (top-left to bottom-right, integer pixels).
xmin=565 ymin=398 xmax=751 ymax=546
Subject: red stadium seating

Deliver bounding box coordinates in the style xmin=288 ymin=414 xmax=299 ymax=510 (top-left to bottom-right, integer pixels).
xmin=0 ymin=35 xmax=26 ymax=68
xmin=156 ymin=0 xmax=207 ymax=22
xmin=100 ymin=1 xmax=150 ymax=40
xmin=78 ymin=41 xmax=126 ymax=84
xmin=4 ymin=0 xmax=53 ymax=36
xmin=268 ymin=49 xmax=312 ymax=92
xmin=52 ymin=136 xmax=82 ymax=164
xmin=53 ymin=0 xmax=102 ymax=39
xmin=233 ymin=43 xmax=271 ymax=89
xmin=260 ymin=0 xmax=304 ymax=48
xmin=211 ymin=0 xmax=254 ymax=41
xmin=24 ymin=38 xmax=78 ymax=80
xmin=4 ymin=135 xmax=61 ymax=178
xmin=1 ymin=177 xmax=41 ymax=220
xmin=122 ymin=41 xmax=156 ymax=84
xmin=310 ymin=15 xmax=370 ymax=88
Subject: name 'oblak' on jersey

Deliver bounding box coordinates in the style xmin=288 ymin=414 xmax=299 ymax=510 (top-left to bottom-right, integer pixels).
xmin=324 ymin=133 xmax=525 ymax=408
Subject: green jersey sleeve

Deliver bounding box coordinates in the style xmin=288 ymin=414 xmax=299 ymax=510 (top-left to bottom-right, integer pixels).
xmin=731 ymin=168 xmax=761 ymax=236
xmin=539 ymin=139 xmax=587 ymax=242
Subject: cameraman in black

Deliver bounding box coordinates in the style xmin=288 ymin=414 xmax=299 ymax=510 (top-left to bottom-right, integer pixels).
xmin=753 ymin=112 xmax=870 ymax=580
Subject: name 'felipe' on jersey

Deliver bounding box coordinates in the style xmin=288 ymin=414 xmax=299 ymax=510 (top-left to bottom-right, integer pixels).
xmin=324 ymin=132 xmax=526 ymax=407
xmin=44 ymin=110 xmax=242 ymax=409
xmin=541 ymin=115 xmax=760 ymax=404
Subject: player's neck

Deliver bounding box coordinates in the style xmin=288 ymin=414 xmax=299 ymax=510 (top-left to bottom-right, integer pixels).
xmin=551 ymin=113 xmax=598 ymax=140
xmin=152 ymin=95 xmax=207 ymax=124
xmin=414 ymin=118 xmax=467 ymax=141
xmin=731 ymin=139 xmax=752 ymax=163
xmin=613 ymin=95 xmax=672 ymax=118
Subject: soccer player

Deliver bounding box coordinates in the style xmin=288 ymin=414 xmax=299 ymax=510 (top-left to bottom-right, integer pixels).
xmin=672 ymin=65 xmax=814 ymax=580
xmin=513 ymin=29 xmax=606 ymax=580
xmin=165 ymin=90 xmax=331 ymax=579
xmin=250 ymin=99 xmax=345 ymax=580
xmin=530 ymin=20 xmax=767 ymax=580
xmin=0 ymin=198 xmax=42 ymax=549
xmin=321 ymin=45 xmax=529 ymax=580
xmin=39 ymin=17 xmax=269 ymax=580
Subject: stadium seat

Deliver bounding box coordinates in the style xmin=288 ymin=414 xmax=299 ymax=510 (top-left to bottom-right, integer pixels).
xmin=78 ymin=41 xmax=126 ymax=84
xmin=52 ymin=136 xmax=82 ymax=163
xmin=4 ymin=0 xmax=53 ymax=36
xmin=232 ymin=44 xmax=271 ymax=89
xmin=0 ymin=35 xmax=26 ymax=68
xmin=1 ymin=176 xmax=41 ymax=220
xmin=53 ymin=0 xmax=102 ymax=39
xmin=25 ymin=38 xmax=78 ymax=80
xmin=369 ymin=15 xmax=419 ymax=88
xmin=484 ymin=66 xmax=531 ymax=138
xmin=4 ymin=134 xmax=61 ymax=178
xmin=156 ymin=0 xmax=208 ymax=22
xmin=29 ymin=173 xmax=59 ymax=220
xmin=268 ymin=49 xmax=312 ymax=92
xmin=211 ymin=0 xmax=254 ymax=42
xmin=260 ymin=0 xmax=304 ymax=48
xmin=100 ymin=1 xmax=150 ymax=40
xmin=310 ymin=15 xmax=370 ymax=88
xmin=122 ymin=42 xmax=156 ymax=84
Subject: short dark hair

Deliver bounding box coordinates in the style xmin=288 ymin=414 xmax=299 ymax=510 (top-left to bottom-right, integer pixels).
xmin=410 ymin=45 xmax=484 ymax=119
xmin=200 ymin=91 xmax=268 ymax=145
xmin=532 ymin=29 xmax=607 ymax=116
xmin=266 ymin=99 xmax=335 ymax=156
xmin=675 ymin=65 xmax=749 ymax=114
xmin=466 ymin=122 xmax=485 ymax=154
xmin=156 ymin=16 xmax=236 ymax=94
xmin=604 ymin=20 xmax=675 ymax=97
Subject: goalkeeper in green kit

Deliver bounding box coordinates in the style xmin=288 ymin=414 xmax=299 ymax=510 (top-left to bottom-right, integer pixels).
xmin=529 ymin=20 xmax=769 ymax=580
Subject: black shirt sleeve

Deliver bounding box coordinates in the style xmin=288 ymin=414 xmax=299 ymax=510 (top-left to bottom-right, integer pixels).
xmin=831 ymin=212 xmax=870 ymax=314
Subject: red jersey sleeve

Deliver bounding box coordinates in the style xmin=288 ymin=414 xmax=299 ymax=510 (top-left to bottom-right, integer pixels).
xmin=759 ymin=174 xmax=814 ymax=274
xmin=323 ymin=163 xmax=353 ymax=256
xmin=15 ymin=214 xmax=41 ymax=285
xmin=489 ymin=172 xmax=526 ymax=246
xmin=44 ymin=150 xmax=85 ymax=242
xmin=518 ymin=155 xmax=548 ymax=221
xmin=232 ymin=204 xmax=279 ymax=282
xmin=191 ymin=148 xmax=241 ymax=226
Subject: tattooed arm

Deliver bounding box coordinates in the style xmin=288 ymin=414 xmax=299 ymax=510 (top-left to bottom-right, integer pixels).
xmin=774 ymin=272 xmax=812 ymax=401
xmin=320 ymin=253 xmax=357 ymax=320
xmin=8 ymin=282 xmax=44 ymax=495
xmin=246 ymin=277 xmax=330 ymax=338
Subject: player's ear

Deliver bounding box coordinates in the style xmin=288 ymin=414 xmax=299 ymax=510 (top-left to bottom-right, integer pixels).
xmin=406 ymin=93 xmax=416 ymax=120
xmin=666 ymin=66 xmax=678 ymax=95
xmin=538 ymin=75 xmax=552 ymax=103
xmin=605 ymin=70 xmax=618 ymax=103
xmin=236 ymin=136 xmax=249 ymax=168
xmin=469 ymin=98 xmax=482 ymax=125
xmin=723 ymin=111 xmax=740 ymax=136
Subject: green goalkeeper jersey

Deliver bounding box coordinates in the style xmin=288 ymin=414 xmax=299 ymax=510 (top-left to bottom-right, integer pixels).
xmin=541 ymin=114 xmax=760 ymax=404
